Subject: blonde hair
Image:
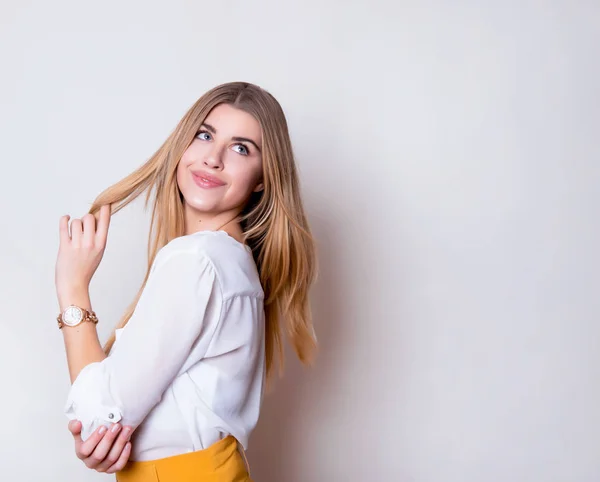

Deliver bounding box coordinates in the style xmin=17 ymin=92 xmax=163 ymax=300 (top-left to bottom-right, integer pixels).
xmin=88 ymin=82 xmax=317 ymax=379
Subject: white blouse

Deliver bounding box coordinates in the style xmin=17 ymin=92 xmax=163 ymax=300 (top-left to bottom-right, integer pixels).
xmin=64 ymin=230 xmax=266 ymax=461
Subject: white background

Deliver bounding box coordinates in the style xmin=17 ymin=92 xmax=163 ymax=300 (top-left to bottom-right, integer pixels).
xmin=0 ymin=1 xmax=598 ymax=481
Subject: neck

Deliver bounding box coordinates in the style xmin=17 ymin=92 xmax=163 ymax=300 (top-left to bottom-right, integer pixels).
xmin=183 ymin=205 xmax=244 ymax=243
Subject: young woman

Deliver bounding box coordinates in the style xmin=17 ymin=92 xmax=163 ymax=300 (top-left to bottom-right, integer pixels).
xmin=55 ymin=81 xmax=317 ymax=481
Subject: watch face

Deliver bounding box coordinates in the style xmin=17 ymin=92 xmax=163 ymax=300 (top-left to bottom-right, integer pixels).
xmin=63 ymin=306 xmax=83 ymax=326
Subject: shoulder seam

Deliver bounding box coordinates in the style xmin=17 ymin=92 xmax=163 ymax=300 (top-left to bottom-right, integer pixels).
xmin=222 ymin=292 xmax=265 ymax=302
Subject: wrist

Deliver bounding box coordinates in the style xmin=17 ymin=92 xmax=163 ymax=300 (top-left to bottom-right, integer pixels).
xmin=58 ymin=288 xmax=92 ymax=312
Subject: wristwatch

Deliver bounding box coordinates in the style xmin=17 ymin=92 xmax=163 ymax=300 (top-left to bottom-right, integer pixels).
xmin=57 ymin=305 xmax=99 ymax=329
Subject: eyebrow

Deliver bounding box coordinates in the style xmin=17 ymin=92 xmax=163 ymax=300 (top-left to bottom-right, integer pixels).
xmin=201 ymin=123 xmax=261 ymax=153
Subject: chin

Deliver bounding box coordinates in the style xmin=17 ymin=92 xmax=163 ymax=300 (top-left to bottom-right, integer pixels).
xmin=185 ymin=200 xmax=217 ymax=214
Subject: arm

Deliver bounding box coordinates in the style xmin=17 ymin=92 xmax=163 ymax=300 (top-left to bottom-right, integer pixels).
xmin=57 ymin=206 xmax=132 ymax=471
xmin=64 ymin=248 xmax=221 ymax=440
xmin=56 ymin=207 xmax=111 ymax=383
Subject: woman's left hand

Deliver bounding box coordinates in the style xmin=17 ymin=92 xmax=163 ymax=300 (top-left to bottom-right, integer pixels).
xmin=55 ymin=205 xmax=111 ymax=305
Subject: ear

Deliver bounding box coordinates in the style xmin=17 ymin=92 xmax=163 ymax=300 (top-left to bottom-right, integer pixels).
xmin=253 ymin=182 xmax=264 ymax=193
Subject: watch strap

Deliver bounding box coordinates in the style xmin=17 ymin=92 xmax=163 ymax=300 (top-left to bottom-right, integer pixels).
xmin=57 ymin=307 xmax=99 ymax=330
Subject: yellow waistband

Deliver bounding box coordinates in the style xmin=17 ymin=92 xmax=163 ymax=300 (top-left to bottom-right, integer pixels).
xmin=116 ymin=435 xmax=251 ymax=482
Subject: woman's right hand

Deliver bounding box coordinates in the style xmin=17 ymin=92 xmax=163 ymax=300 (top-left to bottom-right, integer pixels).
xmin=68 ymin=420 xmax=133 ymax=474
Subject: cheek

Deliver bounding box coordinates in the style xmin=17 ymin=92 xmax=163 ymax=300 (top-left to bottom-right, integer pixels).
xmin=181 ymin=139 xmax=211 ymax=166
xmin=176 ymin=159 xmax=187 ymax=188
xmin=179 ymin=145 xmax=196 ymax=167
xmin=230 ymin=164 xmax=262 ymax=193
xmin=177 ymin=145 xmax=200 ymax=185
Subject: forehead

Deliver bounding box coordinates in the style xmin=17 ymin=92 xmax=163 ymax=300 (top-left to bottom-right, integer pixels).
xmin=204 ymin=104 xmax=262 ymax=140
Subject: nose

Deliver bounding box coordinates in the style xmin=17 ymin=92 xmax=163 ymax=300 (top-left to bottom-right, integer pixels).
xmin=203 ymin=144 xmax=224 ymax=169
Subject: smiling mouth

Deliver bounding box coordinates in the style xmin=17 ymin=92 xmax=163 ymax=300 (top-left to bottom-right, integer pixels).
xmin=192 ymin=172 xmax=225 ymax=188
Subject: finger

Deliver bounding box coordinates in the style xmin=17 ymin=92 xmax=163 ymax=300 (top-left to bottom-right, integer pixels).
xmin=70 ymin=219 xmax=83 ymax=245
xmin=68 ymin=419 xmax=82 ymax=436
xmin=95 ymin=205 xmax=111 ymax=248
xmin=59 ymin=215 xmax=71 ymax=244
xmin=68 ymin=420 xmax=83 ymax=449
xmin=82 ymin=213 xmax=96 ymax=246
xmin=105 ymin=442 xmax=132 ymax=474
xmin=83 ymin=423 xmax=122 ymax=469
xmin=94 ymin=425 xmax=133 ymax=473
xmin=76 ymin=425 xmax=108 ymax=459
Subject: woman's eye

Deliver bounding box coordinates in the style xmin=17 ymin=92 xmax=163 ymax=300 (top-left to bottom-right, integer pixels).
xmin=196 ymin=131 xmax=211 ymax=141
xmin=233 ymin=144 xmax=249 ymax=155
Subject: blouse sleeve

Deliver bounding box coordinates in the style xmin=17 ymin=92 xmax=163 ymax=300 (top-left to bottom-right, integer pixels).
xmin=64 ymin=248 xmax=221 ymax=441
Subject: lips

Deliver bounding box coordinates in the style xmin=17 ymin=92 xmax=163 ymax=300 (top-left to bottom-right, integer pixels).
xmin=191 ymin=171 xmax=226 ymax=188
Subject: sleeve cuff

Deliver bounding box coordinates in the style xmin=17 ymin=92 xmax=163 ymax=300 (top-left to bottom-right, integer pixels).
xmin=64 ymin=361 xmax=124 ymax=441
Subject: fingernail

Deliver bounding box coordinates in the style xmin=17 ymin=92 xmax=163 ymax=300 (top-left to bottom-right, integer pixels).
xmin=112 ymin=423 xmax=121 ymax=433
xmin=99 ymin=426 xmax=107 ymax=435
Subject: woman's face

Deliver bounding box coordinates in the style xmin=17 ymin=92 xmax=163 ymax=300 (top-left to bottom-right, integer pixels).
xmin=177 ymin=103 xmax=264 ymax=223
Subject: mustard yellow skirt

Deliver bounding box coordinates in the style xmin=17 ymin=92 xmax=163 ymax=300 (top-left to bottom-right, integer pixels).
xmin=116 ymin=435 xmax=252 ymax=482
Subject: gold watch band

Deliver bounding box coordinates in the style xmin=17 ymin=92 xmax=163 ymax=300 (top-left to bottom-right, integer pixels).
xmin=57 ymin=307 xmax=99 ymax=330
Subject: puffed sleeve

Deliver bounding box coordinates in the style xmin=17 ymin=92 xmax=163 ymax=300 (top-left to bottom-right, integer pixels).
xmin=64 ymin=248 xmax=221 ymax=441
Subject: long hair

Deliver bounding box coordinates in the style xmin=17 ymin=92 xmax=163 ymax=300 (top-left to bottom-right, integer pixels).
xmin=88 ymin=82 xmax=317 ymax=380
